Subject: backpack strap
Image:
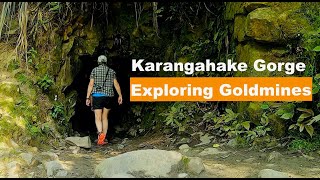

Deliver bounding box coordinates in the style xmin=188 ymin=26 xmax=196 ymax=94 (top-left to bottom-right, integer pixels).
xmin=102 ymin=67 xmax=110 ymax=90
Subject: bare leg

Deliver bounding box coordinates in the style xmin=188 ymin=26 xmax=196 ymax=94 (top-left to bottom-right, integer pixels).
xmin=94 ymin=109 xmax=103 ymax=133
xmin=102 ymin=108 xmax=110 ymax=135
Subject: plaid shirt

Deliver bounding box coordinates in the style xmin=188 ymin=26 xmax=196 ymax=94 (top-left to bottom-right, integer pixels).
xmin=90 ymin=65 xmax=116 ymax=97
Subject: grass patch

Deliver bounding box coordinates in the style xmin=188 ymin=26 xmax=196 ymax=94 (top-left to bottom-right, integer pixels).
xmin=288 ymin=134 xmax=320 ymax=153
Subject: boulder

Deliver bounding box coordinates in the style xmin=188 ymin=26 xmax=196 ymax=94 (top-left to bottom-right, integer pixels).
xmin=45 ymin=160 xmax=65 ymax=177
xmin=176 ymin=138 xmax=191 ymax=145
xmin=258 ymin=169 xmax=289 ymax=178
xmin=186 ymin=157 xmax=204 ymax=175
xmin=40 ymin=152 xmax=59 ymax=161
xmin=246 ymin=8 xmax=281 ymax=43
xmin=234 ymin=42 xmax=294 ymax=77
xmin=227 ymin=138 xmax=238 ymax=148
xmin=65 ymin=136 xmax=91 ymax=148
xmin=268 ymin=114 xmax=286 ymax=138
xmin=195 ymin=133 xmax=214 ymax=147
xmin=268 ymin=151 xmax=282 ymax=162
xmin=19 ymin=153 xmax=34 ymax=165
xmin=179 ymin=144 xmax=190 ymax=150
xmin=56 ymin=170 xmax=68 ymax=177
xmin=71 ymin=146 xmax=80 ymax=154
xmin=95 ymin=149 xmax=182 ymax=178
xmin=178 ymin=173 xmax=188 ymax=178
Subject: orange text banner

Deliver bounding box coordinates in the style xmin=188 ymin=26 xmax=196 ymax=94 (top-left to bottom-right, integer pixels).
xmin=130 ymin=77 xmax=313 ymax=102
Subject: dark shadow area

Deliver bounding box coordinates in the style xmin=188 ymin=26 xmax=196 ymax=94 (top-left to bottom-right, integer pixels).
xmin=68 ymin=55 xmax=97 ymax=137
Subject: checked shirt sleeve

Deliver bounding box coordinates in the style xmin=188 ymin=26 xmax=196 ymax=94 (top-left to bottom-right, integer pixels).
xmin=90 ymin=68 xmax=96 ymax=79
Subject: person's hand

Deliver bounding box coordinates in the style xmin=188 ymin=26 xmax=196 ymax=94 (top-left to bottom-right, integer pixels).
xmin=118 ymin=96 xmax=123 ymax=105
xmin=86 ymin=98 xmax=91 ymax=106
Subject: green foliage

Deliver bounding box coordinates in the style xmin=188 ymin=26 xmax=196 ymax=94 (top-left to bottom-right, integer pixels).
xmin=160 ymin=102 xmax=198 ymax=132
xmin=127 ymin=103 xmax=159 ymax=137
xmin=246 ymin=112 xmax=272 ymax=142
xmin=181 ymin=156 xmax=190 ymax=169
xmin=276 ymin=103 xmax=295 ymax=120
xmin=210 ymin=108 xmax=241 ymax=137
xmin=288 ymin=135 xmax=320 ymax=152
xmin=26 ymin=47 xmax=39 ymax=69
xmin=50 ymin=103 xmax=65 ymax=119
xmin=132 ymin=104 xmax=143 ymax=117
xmin=260 ymin=102 xmax=319 ymax=138
xmin=47 ymin=2 xmax=61 ymax=12
xmin=26 ymin=123 xmax=42 ymax=137
xmin=203 ymin=108 xmax=271 ymax=144
xmin=37 ymin=74 xmax=54 ymax=92
xmin=280 ymin=4 xmax=320 ymax=140
xmin=299 ymin=2 xmax=320 ymax=30
xmin=40 ymin=122 xmax=51 ymax=135
xmin=180 ymin=39 xmax=211 ymax=58
xmin=178 ymin=39 xmax=213 ymax=77
xmin=50 ymin=102 xmax=67 ymax=126
xmin=280 ymin=17 xmax=320 ymax=139
xmin=216 ymin=109 xmax=271 ymax=143
xmin=7 ymin=60 xmax=20 ymax=71
xmin=260 ymin=103 xmax=269 ymax=110
xmin=15 ymin=72 xmax=28 ymax=84
xmin=288 ymin=108 xmax=320 ymax=137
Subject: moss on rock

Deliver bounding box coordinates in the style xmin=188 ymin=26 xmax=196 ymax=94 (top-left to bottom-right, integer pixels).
xmin=243 ymin=2 xmax=270 ymax=13
xmin=56 ymin=57 xmax=73 ymax=92
xmin=267 ymin=113 xmax=286 ymax=138
xmin=235 ymin=42 xmax=295 ymax=77
xmin=269 ymin=2 xmax=302 ymax=12
xmin=245 ymin=8 xmax=281 ymax=43
xmin=277 ymin=11 xmax=312 ymax=40
xmin=62 ymin=36 xmax=75 ymax=58
xmin=77 ymin=24 xmax=102 ymax=55
xmin=243 ymin=3 xmax=310 ymax=44
xmin=233 ymin=15 xmax=247 ymax=42
xmin=246 ymin=102 xmax=264 ymax=124
xmin=225 ymin=2 xmax=246 ymax=21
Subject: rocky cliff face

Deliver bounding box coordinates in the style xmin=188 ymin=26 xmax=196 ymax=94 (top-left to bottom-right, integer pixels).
xmin=227 ymin=2 xmax=311 ymax=75
xmin=1 ymin=2 xmax=319 ymax=145
xmin=225 ymin=2 xmax=315 ymax=137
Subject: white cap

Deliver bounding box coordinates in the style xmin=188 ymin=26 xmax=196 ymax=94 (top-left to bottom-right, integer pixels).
xmin=98 ymin=55 xmax=107 ymax=63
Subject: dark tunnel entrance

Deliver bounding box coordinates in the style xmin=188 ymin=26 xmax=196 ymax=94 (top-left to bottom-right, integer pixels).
xmin=67 ymin=53 xmax=131 ymax=142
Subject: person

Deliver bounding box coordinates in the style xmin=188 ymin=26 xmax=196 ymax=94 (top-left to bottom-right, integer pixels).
xmin=85 ymin=55 xmax=122 ymax=145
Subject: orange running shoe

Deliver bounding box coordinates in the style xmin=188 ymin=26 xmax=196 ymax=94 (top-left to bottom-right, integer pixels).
xmin=97 ymin=133 xmax=107 ymax=145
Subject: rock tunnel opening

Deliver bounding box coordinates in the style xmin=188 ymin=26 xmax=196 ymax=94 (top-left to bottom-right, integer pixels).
xmin=66 ymin=52 xmax=132 ymax=142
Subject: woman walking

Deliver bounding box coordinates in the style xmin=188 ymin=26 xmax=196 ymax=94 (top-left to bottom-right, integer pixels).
xmin=85 ymin=55 xmax=122 ymax=145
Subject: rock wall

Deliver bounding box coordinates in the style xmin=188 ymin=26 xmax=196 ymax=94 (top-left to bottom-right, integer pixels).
xmin=227 ymin=2 xmax=311 ymax=76
xmin=225 ymin=2 xmax=313 ymax=137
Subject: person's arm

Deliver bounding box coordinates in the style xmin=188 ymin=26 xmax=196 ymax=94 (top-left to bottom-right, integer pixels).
xmin=86 ymin=79 xmax=94 ymax=106
xmin=114 ymin=78 xmax=122 ymax=105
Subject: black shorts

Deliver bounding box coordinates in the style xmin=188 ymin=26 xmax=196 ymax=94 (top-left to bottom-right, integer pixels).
xmin=92 ymin=96 xmax=114 ymax=110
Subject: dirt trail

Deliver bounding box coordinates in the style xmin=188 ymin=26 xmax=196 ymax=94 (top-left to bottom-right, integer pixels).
xmin=2 ymin=133 xmax=320 ymax=178
xmin=33 ymin=134 xmax=320 ymax=178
